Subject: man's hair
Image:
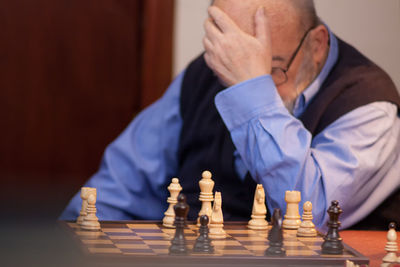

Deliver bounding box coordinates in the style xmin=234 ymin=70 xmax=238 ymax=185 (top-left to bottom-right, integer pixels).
xmin=210 ymin=0 xmax=321 ymax=30
xmin=209 ymin=0 xmax=319 ymax=30
xmin=288 ymin=0 xmax=320 ymax=31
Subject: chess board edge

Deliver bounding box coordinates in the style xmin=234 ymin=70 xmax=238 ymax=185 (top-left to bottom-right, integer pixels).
xmin=58 ymin=220 xmax=370 ymax=266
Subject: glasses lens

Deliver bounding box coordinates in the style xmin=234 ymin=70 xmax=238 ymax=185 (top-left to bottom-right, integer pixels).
xmin=271 ymin=68 xmax=287 ymax=86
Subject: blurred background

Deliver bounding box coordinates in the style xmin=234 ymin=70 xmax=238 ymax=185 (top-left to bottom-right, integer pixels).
xmin=0 ymin=1 xmax=398 ymax=265
xmin=0 ymin=0 xmax=174 ymax=223
xmin=174 ymin=0 xmax=400 ymax=88
xmin=0 ymin=0 xmax=399 ymax=223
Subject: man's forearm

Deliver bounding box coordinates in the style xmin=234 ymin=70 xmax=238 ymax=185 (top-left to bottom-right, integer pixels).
xmin=215 ymin=75 xmax=400 ymax=230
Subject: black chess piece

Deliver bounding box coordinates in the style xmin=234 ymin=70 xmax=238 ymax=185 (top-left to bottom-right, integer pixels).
xmin=193 ymin=215 xmax=214 ymax=253
xmin=169 ymin=193 xmax=190 ymax=255
xmin=265 ymin=208 xmax=286 ymax=256
xmin=321 ymin=200 xmax=344 ymax=255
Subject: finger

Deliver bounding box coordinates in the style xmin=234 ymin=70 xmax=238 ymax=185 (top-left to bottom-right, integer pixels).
xmin=254 ymin=6 xmax=271 ymax=47
xmin=204 ymin=18 xmax=223 ymax=44
xmin=204 ymin=46 xmax=225 ymax=74
xmin=203 ymin=35 xmax=230 ymax=69
xmin=204 ymin=52 xmax=232 ymax=86
xmin=204 ymin=51 xmax=219 ymax=74
xmin=202 ymin=36 xmax=214 ymax=53
xmin=208 ymin=6 xmax=239 ymax=34
xmin=204 ymin=52 xmax=213 ymax=68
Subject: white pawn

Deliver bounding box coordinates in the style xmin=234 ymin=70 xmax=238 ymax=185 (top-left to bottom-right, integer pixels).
xmin=81 ymin=189 xmax=101 ymax=231
xmin=197 ymin=170 xmax=215 ymax=226
xmin=381 ymin=222 xmax=398 ymax=267
xmin=282 ymin=190 xmax=302 ymax=229
xmin=76 ymin=187 xmax=94 ymax=225
xmin=297 ymin=201 xmax=317 ymax=237
xmin=162 ymin=178 xmax=182 ymax=228
xmin=248 ymin=184 xmax=268 ymax=230
xmin=346 ymin=260 xmax=359 ymax=267
xmin=208 ymin=192 xmax=226 ymax=239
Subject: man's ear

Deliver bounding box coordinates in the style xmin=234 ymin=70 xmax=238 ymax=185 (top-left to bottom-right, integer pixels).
xmin=310 ymin=25 xmax=329 ymax=66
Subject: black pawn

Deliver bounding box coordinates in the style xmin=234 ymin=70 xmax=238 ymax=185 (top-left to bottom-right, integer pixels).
xmin=265 ymin=208 xmax=286 ymax=256
xmin=169 ymin=193 xmax=190 ymax=255
xmin=321 ymin=200 xmax=344 ymax=255
xmin=193 ymin=215 xmax=214 ymax=253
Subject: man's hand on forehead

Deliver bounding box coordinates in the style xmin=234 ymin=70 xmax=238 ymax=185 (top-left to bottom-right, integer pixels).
xmin=203 ymin=6 xmax=272 ymax=87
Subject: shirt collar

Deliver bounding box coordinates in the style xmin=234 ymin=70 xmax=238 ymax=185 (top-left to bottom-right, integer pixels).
xmin=292 ymin=26 xmax=339 ymax=117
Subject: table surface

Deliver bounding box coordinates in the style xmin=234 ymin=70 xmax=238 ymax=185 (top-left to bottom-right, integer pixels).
xmin=59 ymin=221 xmax=394 ymax=267
xmin=339 ymin=230 xmax=388 ymax=267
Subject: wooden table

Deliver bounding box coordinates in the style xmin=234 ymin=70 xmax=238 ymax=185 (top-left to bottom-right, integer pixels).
xmin=59 ymin=221 xmax=393 ymax=267
xmin=340 ymin=231 xmax=388 ymax=267
xmin=3 ymin=221 xmax=391 ymax=267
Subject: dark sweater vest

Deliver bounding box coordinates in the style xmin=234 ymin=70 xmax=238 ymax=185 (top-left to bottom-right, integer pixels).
xmin=177 ymin=38 xmax=400 ymax=227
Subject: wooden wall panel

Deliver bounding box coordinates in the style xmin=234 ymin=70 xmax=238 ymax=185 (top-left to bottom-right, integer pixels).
xmin=0 ymin=0 xmax=174 ymax=219
xmin=140 ymin=0 xmax=175 ymax=109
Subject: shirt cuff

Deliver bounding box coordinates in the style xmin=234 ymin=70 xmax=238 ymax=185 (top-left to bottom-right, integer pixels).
xmin=214 ymin=75 xmax=285 ymax=130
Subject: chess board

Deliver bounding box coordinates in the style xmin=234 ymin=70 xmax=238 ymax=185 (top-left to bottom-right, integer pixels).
xmin=60 ymin=221 xmax=369 ymax=266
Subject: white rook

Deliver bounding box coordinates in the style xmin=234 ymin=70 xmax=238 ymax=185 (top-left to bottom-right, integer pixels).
xmin=283 ymin=190 xmax=302 ymax=230
xmin=77 ymin=187 xmax=94 ymax=226
xmin=81 ymin=188 xmax=101 ymax=231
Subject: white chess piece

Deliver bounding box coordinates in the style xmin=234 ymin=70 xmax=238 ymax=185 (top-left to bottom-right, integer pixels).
xmin=345 ymin=260 xmax=359 ymax=267
xmin=282 ymin=190 xmax=302 ymax=229
xmin=208 ymin=192 xmax=226 ymax=239
xmin=162 ymin=178 xmax=182 ymax=228
xmin=197 ymin=170 xmax=215 ymax=226
xmin=76 ymin=187 xmax=93 ymax=225
xmin=381 ymin=222 xmax=398 ymax=267
xmin=248 ymin=184 xmax=268 ymax=230
xmin=81 ymin=188 xmax=101 ymax=231
xmin=297 ymin=201 xmax=317 ymax=237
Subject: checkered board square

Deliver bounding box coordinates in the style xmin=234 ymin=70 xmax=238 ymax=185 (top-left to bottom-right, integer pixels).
xmin=62 ymin=221 xmax=369 ymax=266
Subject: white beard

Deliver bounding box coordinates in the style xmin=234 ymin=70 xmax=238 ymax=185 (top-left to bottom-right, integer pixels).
xmin=283 ymin=99 xmax=296 ymax=115
xmin=285 ymin=47 xmax=318 ymax=115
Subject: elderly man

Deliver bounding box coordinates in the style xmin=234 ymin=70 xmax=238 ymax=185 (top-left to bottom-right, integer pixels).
xmin=61 ymin=0 xmax=400 ymax=230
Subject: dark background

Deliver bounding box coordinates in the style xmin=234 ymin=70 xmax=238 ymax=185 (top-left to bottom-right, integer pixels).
xmin=0 ymin=0 xmax=175 ymax=223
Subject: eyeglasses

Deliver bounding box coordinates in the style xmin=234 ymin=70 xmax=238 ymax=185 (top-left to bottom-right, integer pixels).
xmin=271 ymin=27 xmax=315 ymax=86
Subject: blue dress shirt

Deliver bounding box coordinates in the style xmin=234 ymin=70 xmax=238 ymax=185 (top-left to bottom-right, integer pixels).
xmin=61 ymin=31 xmax=400 ymax=231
